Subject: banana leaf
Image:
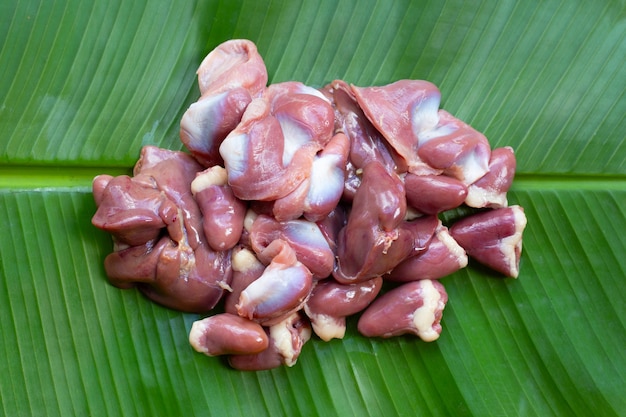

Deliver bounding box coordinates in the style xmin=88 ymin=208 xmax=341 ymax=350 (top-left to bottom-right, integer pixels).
xmin=1 ymin=0 xmax=624 ymax=416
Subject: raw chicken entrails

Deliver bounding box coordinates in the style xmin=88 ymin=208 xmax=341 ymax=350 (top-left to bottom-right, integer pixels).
xmin=92 ymin=39 xmax=527 ymax=370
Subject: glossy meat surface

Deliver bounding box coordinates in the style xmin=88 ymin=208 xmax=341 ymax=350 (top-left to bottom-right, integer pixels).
xmin=220 ymin=83 xmax=335 ymax=202
xmin=92 ymin=39 xmax=527 ymax=370
xmin=93 ymin=146 xmax=233 ymax=312
xmin=450 ymin=206 xmax=527 ymax=277
xmin=351 ymin=79 xmax=442 ymax=174
xmin=180 ymin=39 xmax=268 ymax=167
xmin=333 ymin=161 xmax=438 ymax=283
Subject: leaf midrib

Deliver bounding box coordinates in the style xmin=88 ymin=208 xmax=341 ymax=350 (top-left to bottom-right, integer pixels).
xmin=1 ymin=165 xmax=624 ymax=191
xmin=0 ymin=166 xmax=132 ymax=190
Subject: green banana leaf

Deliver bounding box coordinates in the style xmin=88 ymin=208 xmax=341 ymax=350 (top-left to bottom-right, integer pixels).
xmin=1 ymin=0 xmax=624 ymax=416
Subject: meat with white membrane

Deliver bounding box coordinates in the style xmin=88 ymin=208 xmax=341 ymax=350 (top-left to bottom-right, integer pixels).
xmin=180 ymin=39 xmax=268 ymax=167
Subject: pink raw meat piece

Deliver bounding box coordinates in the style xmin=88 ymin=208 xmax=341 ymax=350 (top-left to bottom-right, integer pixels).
xmin=404 ymin=173 xmax=468 ymax=215
xmin=385 ymin=221 xmax=468 ymax=281
xmin=196 ymin=39 xmax=267 ymax=97
xmin=237 ymin=240 xmax=313 ymax=325
xmin=189 ymin=313 xmax=269 ymax=356
xmin=304 ymin=276 xmax=383 ymax=341
xmin=333 ymin=160 xmax=438 ymax=283
xmin=357 ymin=279 xmax=448 ymax=341
xmin=191 ymin=166 xmax=247 ymax=251
xmin=180 ymin=39 xmax=268 ymax=167
xmin=228 ymin=312 xmax=311 ymax=370
xmin=315 ymin=204 xmax=347 ymax=253
xmin=449 ymin=205 xmax=527 ymax=277
xmin=220 ymin=83 xmax=335 ymax=201
xmin=351 ymin=79 xmax=442 ymax=174
xmin=180 ymin=88 xmax=253 ymax=168
xmin=465 ymin=146 xmax=516 ymax=208
xmin=93 ymin=146 xmax=233 ymax=313
xmin=272 ymin=132 xmax=350 ymax=222
xmin=249 ymin=214 xmax=334 ymax=279
xmin=328 ymin=80 xmax=405 ymax=174
xmin=223 ymin=246 xmax=266 ymax=316
xmin=417 ymin=110 xmax=491 ymax=184
xmin=104 ymin=233 xmax=232 ymax=313
xmin=91 ymin=174 xmax=175 ymax=246
xmin=132 ymin=146 xmax=205 ymax=247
